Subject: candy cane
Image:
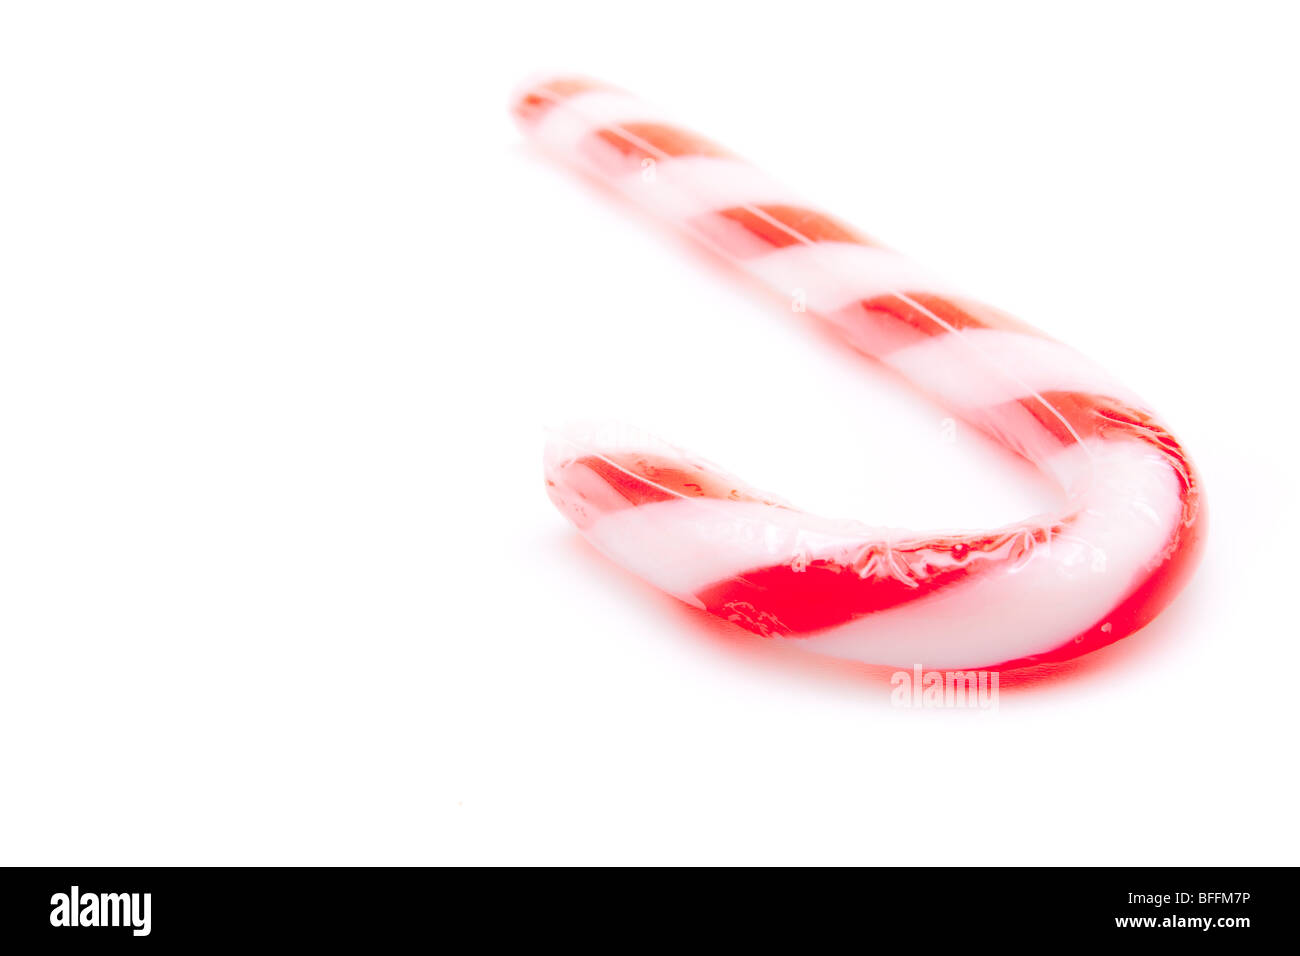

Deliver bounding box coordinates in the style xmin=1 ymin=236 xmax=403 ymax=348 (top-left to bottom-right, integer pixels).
xmin=514 ymin=75 xmax=1204 ymax=670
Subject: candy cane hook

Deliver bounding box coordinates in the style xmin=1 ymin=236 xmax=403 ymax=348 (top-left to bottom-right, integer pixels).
xmin=514 ymin=76 xmax=1204 ymax=670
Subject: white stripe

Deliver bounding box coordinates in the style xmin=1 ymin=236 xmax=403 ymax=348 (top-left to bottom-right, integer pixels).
xmin=882 ymin=329 xmax=1147 ymax=411
xmin=581 ymin=497 xmax=880 ymax=607
xmin=743 ymin=241 xmax=958 ymax=314
xmin=611 ymin=156 xmax=806 ymax=220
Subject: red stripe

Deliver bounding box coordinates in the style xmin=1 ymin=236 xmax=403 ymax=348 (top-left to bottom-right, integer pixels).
xmin=702 ymin=204 xmax=875 ymax=253
xmin=568 ymin=453 xmax=777 ymax=508
xmin=695 ymin=523 xmax=1063 ymax=636
xmin=1009 ymin=391 xmax=1194 ymax=500
xmin=513 ymin=77 xmax=612 ymax=124
xmin=857 ymin=292 xmax=1042 ymax=338
xmin=588 ymin=123 xmax=732 ymax=165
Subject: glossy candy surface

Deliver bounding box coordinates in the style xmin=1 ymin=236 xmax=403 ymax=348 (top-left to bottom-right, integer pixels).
xmin=515 ymin=75 xmax=1204 ymax=670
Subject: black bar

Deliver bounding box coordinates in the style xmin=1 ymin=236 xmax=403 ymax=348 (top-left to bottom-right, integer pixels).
xmin=0 ymin=866 xmax=1285 ymax=944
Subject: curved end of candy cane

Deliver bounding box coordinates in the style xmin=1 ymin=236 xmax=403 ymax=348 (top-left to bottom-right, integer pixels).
xmin=544 ymin=425 xmax=1205 ymax=671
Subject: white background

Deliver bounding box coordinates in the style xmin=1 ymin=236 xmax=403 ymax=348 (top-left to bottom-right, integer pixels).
xmin=2 ymin=1 xmax=1297 ymax=865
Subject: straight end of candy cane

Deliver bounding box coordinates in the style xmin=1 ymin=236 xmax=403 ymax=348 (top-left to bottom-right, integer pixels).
xmin=511 ymin=74 xmax=615 ymax=131
xmin=543 ymin=424 xmax=789 ymax=532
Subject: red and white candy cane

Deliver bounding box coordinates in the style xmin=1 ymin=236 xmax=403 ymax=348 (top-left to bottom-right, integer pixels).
xmin=514 ymin=75 xmax=1204 ymax=671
